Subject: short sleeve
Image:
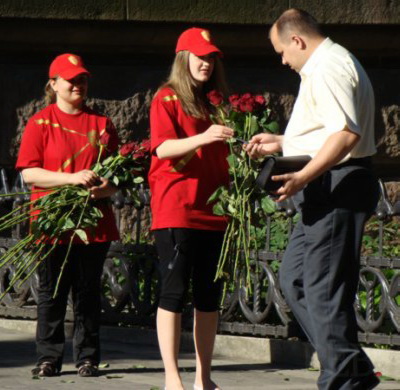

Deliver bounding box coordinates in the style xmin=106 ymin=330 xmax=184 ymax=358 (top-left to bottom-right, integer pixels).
xmin=15 ymin=118 xmax=44 ymax=170
xmin=150 ymin=96 xmax=178 ymax=154
xmin=311 ymin=70 xmax=360 ymax=135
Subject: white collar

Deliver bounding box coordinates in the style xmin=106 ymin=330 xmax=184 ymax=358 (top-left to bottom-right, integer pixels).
xmin=300 ymin=38 xmax=334 ymax=78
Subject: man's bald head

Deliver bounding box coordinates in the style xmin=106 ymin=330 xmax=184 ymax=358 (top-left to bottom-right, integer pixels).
xmin=271 ymin=8 xmax=323 ymax=43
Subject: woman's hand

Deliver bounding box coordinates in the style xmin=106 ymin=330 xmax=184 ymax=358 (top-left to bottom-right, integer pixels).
xmin=89 ymin=178 xmax=118 ymax=199
xmin=68 ymin=170 xmax=99 ymax=187
xmin=245 ymin=133 xmax=283 ymax=159
xmin=201 ymin=124 xmax=234 ymax=145
xmin=21 ymin=167 xmax=101 ymax=188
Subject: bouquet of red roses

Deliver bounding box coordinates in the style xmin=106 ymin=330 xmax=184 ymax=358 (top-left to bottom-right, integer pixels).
xmin=0 ymin=139 xmax=150 ymax=298
xmin=207 ymin=91 xmax=279 ymax=289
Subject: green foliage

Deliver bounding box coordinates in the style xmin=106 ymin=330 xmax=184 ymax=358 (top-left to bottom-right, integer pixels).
xmin=362 ymin=216 xmax=400 ymax=257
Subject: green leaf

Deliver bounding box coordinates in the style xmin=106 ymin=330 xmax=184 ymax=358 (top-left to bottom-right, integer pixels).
xmin=379 ymin=375 xmax=395 ymax=381
xmin=213 ymin=203 xmax=225 ymax=216
xmin=249 ymin=115 xmax=259 ymax=135
xmin=99 ymin=363 xmax=109 ymax=368
xmin=117 ymin=275 xmax=126 ymax=284
xmin=76 ymin=189 xmax=89 ymax=197
xmin=92 ymin=207 xmax=103 ymax=219
xmin=64 ymin=218 xmax=75 ymax=229
xmin=208 ymin=186 xmax=226 ymax=204
xmin=112 ymin=176 xmax=120 ymax=186
xmin=261 ymin=197 xmax=276 ymax=214
xmin=227 ymin=154 xmax=238 ymax=169
xmin=227 ymin=204 xmax=236 ymax=215
xmin=265 ymin=121 xmax=279 ymax=133
xmin=133 ymin=176 xmax=144 ymax=184
xmin=75 ymin=229 xmax=89 ymax=244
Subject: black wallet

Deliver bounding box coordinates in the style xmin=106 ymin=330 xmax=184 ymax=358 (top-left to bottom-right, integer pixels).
xmin=255 ymin=155 xmax=311 ymax=193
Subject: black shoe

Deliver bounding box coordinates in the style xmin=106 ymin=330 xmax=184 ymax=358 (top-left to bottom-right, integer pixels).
xmin=357 ymin=373 xmax=380 ymax=390
xmin=77 ymin=360 xmax=99 ymax=377
xmin=31 ymin=361 xmax=59 ymax=377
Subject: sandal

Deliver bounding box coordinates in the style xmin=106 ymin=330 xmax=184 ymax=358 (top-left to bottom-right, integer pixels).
xmin=77 ymin=360 xmax=99 ymax=377
xmin=31 ymin=361 xmax=58 ymax=377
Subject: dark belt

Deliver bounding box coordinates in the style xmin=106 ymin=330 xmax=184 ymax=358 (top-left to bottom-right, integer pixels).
xmin=332 ymin=156 xmax=372 ymax=170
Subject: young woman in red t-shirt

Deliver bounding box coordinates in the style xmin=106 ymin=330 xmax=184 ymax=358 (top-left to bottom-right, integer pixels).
xmin=16 ymin=53 xmax=119 ymax=377
xmin=149 ymin=28 xmax=234 ymax=390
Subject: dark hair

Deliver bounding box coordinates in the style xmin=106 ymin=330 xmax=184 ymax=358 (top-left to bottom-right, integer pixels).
xmin=273 ymin=8 xmax=322 ymax=42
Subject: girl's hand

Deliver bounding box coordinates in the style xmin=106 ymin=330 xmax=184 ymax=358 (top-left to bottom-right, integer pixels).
xmin=68 ymin=170 xmax=99 ymax=187
xmin=89 ymin=178 xmax=118 ymax=199
xmin=202 ymin=124 xmax=234 ymax=145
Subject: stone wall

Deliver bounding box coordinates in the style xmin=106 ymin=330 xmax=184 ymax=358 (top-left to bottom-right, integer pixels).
xmin=1 ymin=0 xmax=399 ymax=23
xmin=0 ymin=1 xmax=399 ymax=180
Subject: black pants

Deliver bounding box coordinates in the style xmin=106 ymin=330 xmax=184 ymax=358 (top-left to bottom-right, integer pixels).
xmin=279 ymin=163 xmax=380 ymax=390
xmin=154 ymin=228 xmax=224 ymax=313
xmin=36 ymin=242 xmax=109 ymax=371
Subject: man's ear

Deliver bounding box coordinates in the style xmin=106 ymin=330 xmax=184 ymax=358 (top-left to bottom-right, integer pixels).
xmin=291 ymin=34 xmax=306 ymax=50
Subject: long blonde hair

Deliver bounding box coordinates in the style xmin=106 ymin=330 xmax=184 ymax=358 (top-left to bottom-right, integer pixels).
xmin=159 ymin=50 xmax=228 ymax=119
xmin=44 ymin=79 xmax=56 ymax=106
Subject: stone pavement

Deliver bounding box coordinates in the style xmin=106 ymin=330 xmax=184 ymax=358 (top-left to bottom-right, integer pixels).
xmin=1 ymin=324 xmax=400 ymax=390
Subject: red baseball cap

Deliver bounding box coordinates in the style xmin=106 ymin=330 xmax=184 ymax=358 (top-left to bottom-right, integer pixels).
xmin=49 ymin=53 xmax=90 ymax=80
xmin=175 ymin=28 xmax=223 ymax=57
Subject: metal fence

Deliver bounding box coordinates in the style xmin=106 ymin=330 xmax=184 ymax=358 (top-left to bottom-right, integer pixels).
xmin=1 ymin=167 xmax=399 ymax=346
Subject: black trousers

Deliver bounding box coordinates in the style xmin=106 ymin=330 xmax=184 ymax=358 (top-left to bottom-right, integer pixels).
xmin=36 ymin=242 xmax=109 ymax=371
xmin=279 ymin=162 xmax=380 ymax=390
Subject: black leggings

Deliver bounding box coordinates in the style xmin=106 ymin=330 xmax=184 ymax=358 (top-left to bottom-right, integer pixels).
xmin=154 ymin=228 xmax=224 ymax=313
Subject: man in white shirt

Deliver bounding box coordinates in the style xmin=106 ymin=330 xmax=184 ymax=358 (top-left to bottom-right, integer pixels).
xmin=246 ymin=8 xmax=379 ymax=390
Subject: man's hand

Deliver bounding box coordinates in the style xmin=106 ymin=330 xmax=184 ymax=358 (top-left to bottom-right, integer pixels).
xmin=90 ymin=178 xmax=118 ymax=199
xmin=245 ymin=133 xmax=283 ymax=159
xmin=271 ymin=171 xmax=308 ymax=202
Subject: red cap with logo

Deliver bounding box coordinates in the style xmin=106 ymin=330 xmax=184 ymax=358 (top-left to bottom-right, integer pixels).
xmin=175 ymin=28 xmax=223 ymax=57
xmin=49 ymin=53 xmax=90 ymax=80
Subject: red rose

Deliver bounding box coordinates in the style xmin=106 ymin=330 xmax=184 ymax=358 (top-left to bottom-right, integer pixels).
xmin=119 ymin=142 xmax=137 ymax=157
xmin=207 ymin=90 xmax=224 ymax=106
xmin=254 ymin=95 xmax=266 ymax=106
xmin=239 ymin=93 xmax=256 ymax=113
xmin=133 ymin=149 xmax=146 ymax=159
xmin=229 ymin=94 xmax=241 ymax=110
xmin=140 ymin=139 xmax=151 ymax=153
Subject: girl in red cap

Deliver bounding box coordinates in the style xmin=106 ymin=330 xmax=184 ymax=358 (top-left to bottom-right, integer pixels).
xmin=149 ymin=28 xmax=233 ymax=390
xmin=16 ymin=53 xmax=119 ymax=377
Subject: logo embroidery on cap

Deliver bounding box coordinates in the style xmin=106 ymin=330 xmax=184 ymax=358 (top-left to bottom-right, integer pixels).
xmin=201 ymin=30 xmax=211 ymax=42
xmin=68 ymin=55 xmax=79 ymax=66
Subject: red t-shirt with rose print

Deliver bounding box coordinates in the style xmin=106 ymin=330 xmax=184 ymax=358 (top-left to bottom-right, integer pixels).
xmin=148 ymin=87 xmax=229 ymax=231
xmin=16 ymin=103 xmax=120 ymax=243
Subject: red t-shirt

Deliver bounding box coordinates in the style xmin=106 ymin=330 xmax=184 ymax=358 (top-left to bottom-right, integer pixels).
xmin=148 ymin=87 xmax=229 ymax=231
xmin=16 ymin=103 xmax=120 ymax=243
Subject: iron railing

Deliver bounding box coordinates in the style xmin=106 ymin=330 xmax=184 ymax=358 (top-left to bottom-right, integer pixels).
xmin=0 ymin=167 xmax=399 ymax=346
